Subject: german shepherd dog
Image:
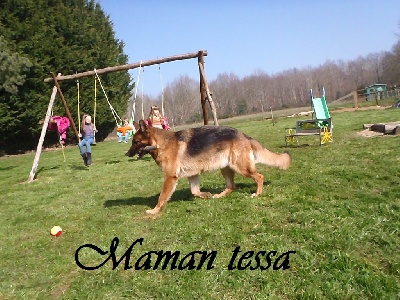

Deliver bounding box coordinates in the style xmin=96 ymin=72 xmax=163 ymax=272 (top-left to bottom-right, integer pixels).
xmin=126 ymin=120 xmax=291 ymax=215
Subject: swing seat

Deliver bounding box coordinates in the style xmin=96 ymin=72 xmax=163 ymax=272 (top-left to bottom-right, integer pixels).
xmin=117 ymin=125 xmax=134 ymax=135
xmin=46 ymin=116 xmax=70 ymax=145
xmin=145 ymin=116 xmax=170 ymax=130
xmin=116 ymin=121 xmax=135 ymax=140
xmin=163 ymin=116 xmax=171 ymax=130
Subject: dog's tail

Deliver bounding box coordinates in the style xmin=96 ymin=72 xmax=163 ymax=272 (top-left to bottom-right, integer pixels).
xmin=250 ymin=139 xmax=291 ymax=170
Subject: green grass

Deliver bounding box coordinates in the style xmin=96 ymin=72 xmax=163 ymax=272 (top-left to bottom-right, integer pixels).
xmin=0 ymin=108 xmax=399 ymax=299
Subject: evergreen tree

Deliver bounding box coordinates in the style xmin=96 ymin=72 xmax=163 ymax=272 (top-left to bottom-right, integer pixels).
xmin=0 ymin=0 xmax=132 ymax=154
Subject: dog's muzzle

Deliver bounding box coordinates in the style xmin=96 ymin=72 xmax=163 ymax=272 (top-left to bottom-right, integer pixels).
xmin=125 ymin=145 xmax=157 ymax=159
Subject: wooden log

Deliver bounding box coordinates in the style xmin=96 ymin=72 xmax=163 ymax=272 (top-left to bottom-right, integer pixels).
xmin=198 ymin=51 xmax=208 ymax=125
xmin=370 ymin=124 xmax=386 ymax=133
xmin=198 ymin=62 xmax=219 ymax=126
xmin=369 ymin=123 xmax=400 ymax=134
xmin=395 ymin=125 xmax=400 ymax=135
xmin=28 ymin=79 xmax=59 ymax=183
xmin=298 ymin=111 xmax=313 ymax=116
xmin=44 ymin=50 xmax=208 ymax=83
xmin=384 ymin=124 xmax=397 ymax=134
xmin=363 ymin=124 xmax=373 ymax=129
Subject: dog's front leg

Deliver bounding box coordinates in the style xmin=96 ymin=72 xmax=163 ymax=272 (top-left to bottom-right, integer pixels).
xmin=146 ymin=175 xmax=178 ymax=215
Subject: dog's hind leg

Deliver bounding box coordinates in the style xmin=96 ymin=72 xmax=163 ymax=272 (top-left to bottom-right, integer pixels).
xmin=249 ymin=171 xmax=264 ymax=197
xmin=188 ymin=175 xmax=212 ymax=199
xmin=213 ymin=167 xmax=236 ymax=198
xmin=146 ymin=175 xmax=178 ymax=215
xmin=231 ymin=161 xmax=264 ymax=197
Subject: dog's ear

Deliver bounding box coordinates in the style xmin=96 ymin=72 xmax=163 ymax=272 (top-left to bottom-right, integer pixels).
xmin=133 ymin=121 xmax=140 ymax=132
xmin=139 ymin=120 xmax=147 ymax=132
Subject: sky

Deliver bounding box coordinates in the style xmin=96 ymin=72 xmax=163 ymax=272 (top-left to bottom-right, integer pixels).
xmin=97 ymin=0 xmax=400 ymax=97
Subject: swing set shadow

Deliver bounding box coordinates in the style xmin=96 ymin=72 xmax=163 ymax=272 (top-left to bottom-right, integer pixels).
xmin=28 ymin=50 xmax=219 ymax=183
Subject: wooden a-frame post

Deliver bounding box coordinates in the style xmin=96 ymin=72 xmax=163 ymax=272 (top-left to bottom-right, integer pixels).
xmin=28 ymin=73 xmax=80 ymax=182
xmin=28 ymin=74 xmax=60 ymax=182
xmin=198 ymin=50 xmax=218 ymax=125
xmin=198 ymin=51 xmax=209 ymax=125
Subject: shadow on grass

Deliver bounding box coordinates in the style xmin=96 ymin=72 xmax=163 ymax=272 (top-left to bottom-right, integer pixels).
xmin=236 ymin=181 xmax=271 ymax=190
xmin=0 ymin=165 xmax=17 ymax=171
xmin=69 ymin=165 xmax=89 ymax=171
xmin=103 ymin=181 xmax=271 ymax=209
xmin=105 ymin=159 xmax=121 ymax=165
xmin=34 ymin=164 xmax=65 ymax=177
xmin=104 ymin=188 xmax=195 ymax=209
xmin=281 ymin=143 xmax=316 ymax=149
xmin=126 ymin=156 xmax=153 ymax=163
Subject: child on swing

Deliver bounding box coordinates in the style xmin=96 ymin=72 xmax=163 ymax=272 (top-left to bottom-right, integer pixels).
xmin=78 ymin=114 xmax=97 ymax=166
xmin=145 ymin=106 xmax=170 ymax=130
xmin=117 ymin=117 xmax=134 ymax=143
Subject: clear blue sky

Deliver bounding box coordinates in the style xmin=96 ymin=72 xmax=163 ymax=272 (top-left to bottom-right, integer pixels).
xmin=97 ymin=0 xmax=400 ymax=97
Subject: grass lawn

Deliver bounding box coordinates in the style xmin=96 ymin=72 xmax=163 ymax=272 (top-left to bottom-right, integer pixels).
xmin=0 ymin=107 xmax=399 ymax=299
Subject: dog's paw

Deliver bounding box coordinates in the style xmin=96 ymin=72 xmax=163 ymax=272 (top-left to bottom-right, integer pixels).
xmin=146 ymin=208 xmax=160 ymax=215
xmin=212 ymin=193 xmax=225 ymax=199
xmin=212 ymin=188 xmax=235 ymax=199
xmin=193 ymin=191 xmax=212 ymax=199
xmin=199 ymin=192 xmax=212 ymax=199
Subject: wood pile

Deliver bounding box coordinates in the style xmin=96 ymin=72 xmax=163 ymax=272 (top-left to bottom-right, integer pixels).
xmin=363 ymin=121 xmax=400 ymax=135
xmin=265 ymin=110 xmax=313 ymax=120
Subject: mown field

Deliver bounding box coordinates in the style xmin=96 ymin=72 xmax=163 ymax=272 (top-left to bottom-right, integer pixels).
xmin=0 ymin=107 xmax=399 ymax=299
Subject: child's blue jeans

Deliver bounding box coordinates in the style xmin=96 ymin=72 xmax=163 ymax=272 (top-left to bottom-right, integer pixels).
xmin=79 ymin=136 xmax=94 ymax=155
xmin=117 ymin=132 xmax=129 ymax=142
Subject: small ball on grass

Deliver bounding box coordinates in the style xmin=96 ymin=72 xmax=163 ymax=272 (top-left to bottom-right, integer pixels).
xmin=50 ymin=226 xmax=62 ymax=237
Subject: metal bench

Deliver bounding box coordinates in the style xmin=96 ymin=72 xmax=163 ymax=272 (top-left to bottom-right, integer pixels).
xmin=285 ymin=118 xmax=333 ymax=146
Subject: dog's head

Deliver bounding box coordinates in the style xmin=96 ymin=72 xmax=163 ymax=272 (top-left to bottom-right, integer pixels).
xmin=125 ymin=120 xmax=156 ymax=159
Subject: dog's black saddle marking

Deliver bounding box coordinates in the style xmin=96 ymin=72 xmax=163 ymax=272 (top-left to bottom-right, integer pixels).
xmin=175 ymin=126 xmax=239 ymax=156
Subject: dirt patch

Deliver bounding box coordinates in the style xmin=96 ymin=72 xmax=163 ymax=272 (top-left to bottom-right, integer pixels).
xmin=356 ymin=129 xmax=385 ymax=137
xmin=332 ymin=105 xmax=391 ymax=113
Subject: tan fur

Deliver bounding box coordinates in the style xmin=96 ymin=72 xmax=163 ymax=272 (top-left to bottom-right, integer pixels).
xmin=126 ymin=121 xmax=291 ymax=215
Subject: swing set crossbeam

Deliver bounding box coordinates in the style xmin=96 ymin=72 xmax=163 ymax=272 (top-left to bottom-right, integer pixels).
xmin=44 ymin=50 xmax=208 ymax=83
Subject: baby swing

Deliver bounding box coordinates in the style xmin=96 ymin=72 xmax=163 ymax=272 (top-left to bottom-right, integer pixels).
xmin=115 ymin=64 xmax=146 ymax=142
xmin=92 ymin=68 xmax=135 ymax=142
xmin=42 ymin=95 xmax=70 ymax=161
xmin=143 ymin=64 xmax=170 ymax=130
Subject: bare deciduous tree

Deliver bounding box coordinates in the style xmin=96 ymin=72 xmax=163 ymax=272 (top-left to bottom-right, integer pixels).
xmin=136 ymin=29 xmax=399 ymax=126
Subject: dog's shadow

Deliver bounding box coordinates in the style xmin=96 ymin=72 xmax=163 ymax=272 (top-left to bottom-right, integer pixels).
xmin=103 ymin=181 xmax=271 ymax=209
xmin=126 ymin=156 xmax=153 ymax=163
xmin=104 ymin=188 xmax=195 ymax=209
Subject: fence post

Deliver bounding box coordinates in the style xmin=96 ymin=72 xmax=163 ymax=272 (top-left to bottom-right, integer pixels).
xmin=353 ymin=90 xmax=359 ymax=108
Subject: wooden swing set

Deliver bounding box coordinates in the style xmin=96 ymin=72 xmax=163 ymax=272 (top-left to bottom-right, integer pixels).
xmin=28 ymin=50 xmax=218 ymax=182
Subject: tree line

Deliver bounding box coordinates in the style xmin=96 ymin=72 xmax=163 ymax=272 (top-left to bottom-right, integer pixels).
xmin=139 ymin=38 xmax=399 ymax=126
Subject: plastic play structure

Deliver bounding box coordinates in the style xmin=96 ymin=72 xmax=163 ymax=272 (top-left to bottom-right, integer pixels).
xmin=285 ymin=87 xmax=333 ymax=146
xmin=47 ymin=115 xmax=70 ymax=145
